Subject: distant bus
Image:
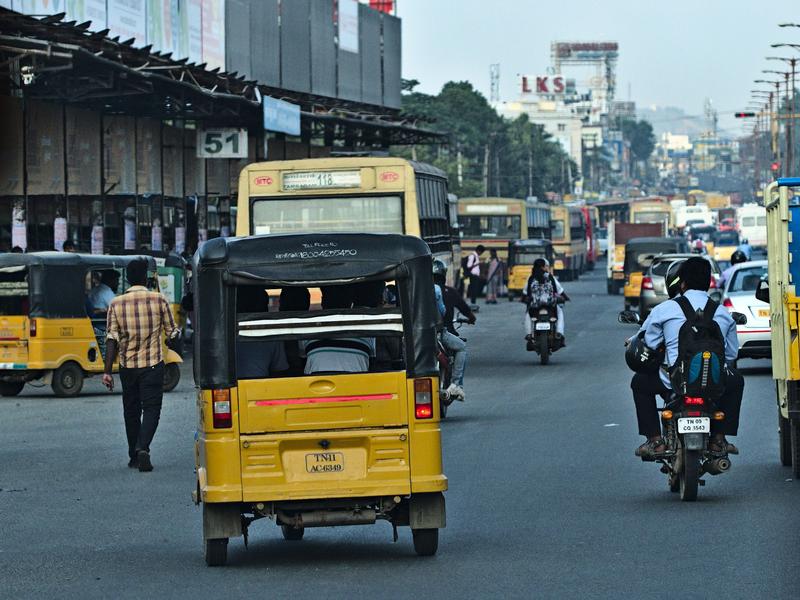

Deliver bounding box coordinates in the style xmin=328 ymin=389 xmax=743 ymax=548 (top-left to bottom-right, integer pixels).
xmin=674 ymin=204 xmax=713 ymax=230
xmin=594 ymin=198 xmax=631 ymax=228
xmin=736 ymin=203 xmax=767 ymax=248
xmin=234 ymin=156 xmax=456 ymax=275
xmin=526 ymin=199 xmax=552 ymax=240
xmin=575 ymin=204 xmax=599 ymax=270
xmin=550 ymin=204 xmax=587 ymax=280
xmin=629 ymin=199 xmax=671 ymax=231
xmin=458 ymin=197 xmax=529 ymax=260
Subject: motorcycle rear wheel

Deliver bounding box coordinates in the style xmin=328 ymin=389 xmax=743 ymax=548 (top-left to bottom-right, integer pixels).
xmin=538 ymin=335 xmax=549 ymax=365
xmin=679 ymin=448 xmax=700 ymax=501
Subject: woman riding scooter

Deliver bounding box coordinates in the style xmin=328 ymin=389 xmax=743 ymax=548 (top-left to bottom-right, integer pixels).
xmin=524 ymin=258 xmax=568 ymax=350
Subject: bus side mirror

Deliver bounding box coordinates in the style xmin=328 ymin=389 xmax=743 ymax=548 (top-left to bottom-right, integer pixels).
xmin=755 ymin=278 xmax=770 ymax=304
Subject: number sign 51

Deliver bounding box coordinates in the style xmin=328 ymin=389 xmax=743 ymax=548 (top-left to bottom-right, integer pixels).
xmin=196 ymin=128 xmax=248 ymax=158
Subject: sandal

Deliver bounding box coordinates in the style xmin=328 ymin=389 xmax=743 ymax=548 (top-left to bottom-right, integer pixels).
xmin=635 ymin=438 xmax=666 ymax=461
xmin=709 ymin=438 xmax=739 ymax=455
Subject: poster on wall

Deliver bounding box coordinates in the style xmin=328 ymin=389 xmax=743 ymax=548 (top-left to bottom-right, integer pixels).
xmin=11 ymin=199 xmax=26 ymax=251
xmin=201 ymin=0 xmax=225 ymax=71
xmin=151 ymin=223 xmax=163 ymax=251
xmin=338 ymin=0 xmax=359 ymax=53
xmin=124 ymin=219 xmax=136 ymax=250
xmin=107 ymin=0 xmax=146 ymax=46
xmin=0 ymin=96 xmax=23 ymax=195
xmin=104 ymin=116 xmax=136 ymax=195
xmin=53 ymin=217 xmax=67 ymax=250
xmin=26 ymin=100 xmax=65 ymax=196
xmin=174 ymin=226 xmax=186 ymax=254
xmin=91 ymin=225 xmax=104 ymax=254
xmin=66 ymin=106 xmax=101 ymax=196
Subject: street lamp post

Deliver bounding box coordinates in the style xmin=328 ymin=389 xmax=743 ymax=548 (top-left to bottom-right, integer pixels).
xmin=770 ymin=45 xmax=800 ymax=174
xmin=756 ymin=79 xmax=782 ymax=169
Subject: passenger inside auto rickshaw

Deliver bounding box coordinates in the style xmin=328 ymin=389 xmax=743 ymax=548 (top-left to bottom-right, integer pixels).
xmin=235 ymin=286 xmax=288 ymax=379
xmin=88 ymin=269 xmax=120 ymax=315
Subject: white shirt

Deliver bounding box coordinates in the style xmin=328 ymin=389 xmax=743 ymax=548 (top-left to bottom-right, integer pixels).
xmin=466 ymin=252 xmax=481 ymax=277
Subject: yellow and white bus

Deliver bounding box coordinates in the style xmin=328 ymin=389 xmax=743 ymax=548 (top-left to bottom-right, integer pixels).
xmin=457 ymin=197 xmax=550 ymax=260
xmin=550 ymin=204 xmax=587 ymax=281
xmin=629 ymin=198 xmax=672 ymax=230
xmin=235 ymin=157 xmax=455 ymax=274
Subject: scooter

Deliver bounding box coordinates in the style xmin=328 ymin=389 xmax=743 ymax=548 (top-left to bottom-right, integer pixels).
xmin=619 ymin=309 xmax=747 ymax=501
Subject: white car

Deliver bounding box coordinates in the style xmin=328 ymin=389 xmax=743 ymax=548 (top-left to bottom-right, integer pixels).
xmin=721 ymin=260 xmax=770 ymax=359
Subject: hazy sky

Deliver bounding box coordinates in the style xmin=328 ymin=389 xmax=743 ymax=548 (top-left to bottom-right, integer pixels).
xmin=397 ymin=0 xmax=800 ymax=136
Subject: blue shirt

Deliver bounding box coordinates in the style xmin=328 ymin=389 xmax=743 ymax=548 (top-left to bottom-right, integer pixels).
xmin=434 ymin=284 xmax=446 ymax=317
xmin=737 ymin=243 xmax=752 ymax=260
xmin=88 ymin=283 xmax=116 ymax=311
xmin=639 ymin=289 xmax=739 ymax=388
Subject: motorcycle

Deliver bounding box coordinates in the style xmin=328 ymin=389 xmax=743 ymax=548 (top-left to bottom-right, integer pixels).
xmin=437 ymin=318 xmax=471 ymax=418
xmin=619 ymin=309 xmax=747 ymax=501
xmin=526 ymin=303 xmax=561 ymax=365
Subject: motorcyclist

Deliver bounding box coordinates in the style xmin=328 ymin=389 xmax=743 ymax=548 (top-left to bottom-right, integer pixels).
xmin=718 ymin=249 xmax=748 ymax=288
xmin=432 ymin=260 xmax=476 ymax=401
xmin=628 ymin=257 xmax=744 ymax=460
xmin=737 ymin=238 xmax=752 ymax=261
xmin=524 ymin=258 xmax=568 ymax=349
xmin=690 ymin=238 xmax=706 ymax=254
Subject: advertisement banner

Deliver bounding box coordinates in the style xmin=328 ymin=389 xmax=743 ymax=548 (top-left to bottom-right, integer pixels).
xmin=11 ymin=199 xmax=26 ymax=251
xmin=151 ymin=224 xmax=163 ymax=251
xmin=66 ymin=106 xmax=101 ymax=195
xmin=26 ymin=100 xmax=65 ymax=196
xmin=66 ymin=0 xmax=108 ymax=31
xmin=186 ymin=0 xmax=202 ymax=64
xmin=104 ymin=115 xmax=136 ymax=195
xmin=338 ymin=0 xmax=359 ymax=53
xmin=174 ymin=225 xmax=186 ymax=254
xmin=108 ymin=0 xmax=146 ymax=46
xmin=146 ymin=0 xmax=173 ymax=54
xmin=201 ymin=0 xmax=225 ymax=71
xmin=0 ymin=96 xmax=23 ymax=195
xmin=54 ymin=216 xmax=67 ymax=250
xmin=91 ymin=224 xmax=104 ymax=254
xmin=124 ymin=219 xmax=136 ymax=250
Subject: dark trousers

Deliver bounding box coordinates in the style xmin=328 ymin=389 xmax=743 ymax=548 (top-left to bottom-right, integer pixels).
xmin=120 ymin=362 xmax=164 ymax=458
xmin=631 ymin=369 xmax=744 ymax=438
xmin=467 ymin=275 xmax=483 ymax=304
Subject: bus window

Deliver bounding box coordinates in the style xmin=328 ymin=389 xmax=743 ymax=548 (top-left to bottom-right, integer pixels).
xmin=551 ymin=219 xmax=565 ymax=240
xmin=742 ymin=217 xmax=755 ymax=227
xmin=251 ymin=195 xmax=403 ymax=235
xmin=757 ymin=216 xmax=767 ymax=226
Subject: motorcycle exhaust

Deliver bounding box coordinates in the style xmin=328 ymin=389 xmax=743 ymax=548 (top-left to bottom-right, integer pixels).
xmin=702 ymin=457 xmax=732 ymax=476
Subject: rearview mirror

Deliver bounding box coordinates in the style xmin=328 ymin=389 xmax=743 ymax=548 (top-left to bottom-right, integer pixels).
xmin=709 ymin=290 xmax=722 ymax=303
xmin=755 ymin=278 xmax=769 ymax=304
xmin=618 ymin=310 xmax=641 ymax=325
xmin=731 ymin=311 xmax=748 ymax=326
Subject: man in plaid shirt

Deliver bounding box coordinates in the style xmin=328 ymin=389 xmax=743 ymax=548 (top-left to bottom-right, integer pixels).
xmin=103 ymin=258 xmax=180 ymax=472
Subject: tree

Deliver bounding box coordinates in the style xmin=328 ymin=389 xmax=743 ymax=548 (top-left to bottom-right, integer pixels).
xmin=619 ymin=118 xmax=656 ymax=162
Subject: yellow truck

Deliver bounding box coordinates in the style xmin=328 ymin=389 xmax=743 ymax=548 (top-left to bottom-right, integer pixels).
xmin=764 ymin=178 xmax=800 ymax=476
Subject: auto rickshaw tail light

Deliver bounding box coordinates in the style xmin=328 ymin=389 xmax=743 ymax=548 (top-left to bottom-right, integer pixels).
xmin=414 ymin=378 xmax=433 ymax=419
xmin=212 ymin=389 xmax=232 ymax=428
xmin=29 ymin=318 xmax=36 ymax=337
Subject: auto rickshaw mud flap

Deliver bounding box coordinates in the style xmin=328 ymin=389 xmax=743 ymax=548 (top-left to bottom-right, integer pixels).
xmin=409 ymin=492 xmax=446 ymax=529
xmin=203 ymin=503 xmax=243 ymax=540
xmin=683 ymin=433 xmax=705 ymax=451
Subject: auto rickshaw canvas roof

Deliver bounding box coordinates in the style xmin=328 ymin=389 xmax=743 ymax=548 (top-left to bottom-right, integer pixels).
xmin=195 ymin=233 xmax=433 ymax=286
xmin=0 ymin=252 xmax=156 ymax=270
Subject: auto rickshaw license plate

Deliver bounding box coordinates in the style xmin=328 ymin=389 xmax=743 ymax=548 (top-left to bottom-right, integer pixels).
xmin=305 ymin=452 xmax=345 ymax=473
xmin=758 ymin=309 xmax=769 ymax=318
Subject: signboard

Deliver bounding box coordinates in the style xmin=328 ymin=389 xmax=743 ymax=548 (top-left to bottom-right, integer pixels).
xmin=108 ymin=0 xmax=147 ymax=45
xmin=553 ymin=41 xmax=618 ymax=61
xmin=196 ymin=128 xmax=248 ymax=158
xmin=338 ymin=0 xmax=359 ymax=53
xmin=521 ymin=75 xmax=566 ymax=95
xmin=282 ymin=170 xmax=361 ymax=191
xmin=465 ymin=204 xmax=511 ymax=214
xmin=262 ymin=97 xmax=300 ymax=136
xmin=201 ymin=0 xmax=225 ymax=71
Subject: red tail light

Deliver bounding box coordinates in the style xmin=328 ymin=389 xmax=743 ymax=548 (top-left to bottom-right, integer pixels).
xmin=723 ymin=297 xmax=733 ymax=309
xmin=686 ymin=411 xmax=702 ymax=417
xmin=641 ymin=276 xmax=654 ymax=290
xmin=29 ymin=318 xmax=37 ymax=337
xmin=709 ymin=277 xmax=717 ymax=289
xmin=414 ymin=378 xmax=433 ymax=419
xmin=684 ymin=396 xmax=705 ymax=405
xmin=212 ymin=389 xmax=232 ymax=428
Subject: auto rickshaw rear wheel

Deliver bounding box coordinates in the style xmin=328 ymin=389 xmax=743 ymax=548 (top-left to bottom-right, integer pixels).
xmin=204 ymin=538 xmax=228 ymax=567
xmin=52 ymin=362 xmax=84 ymax=397
xmin=0 ymin=381 xmax=24 ymax=396
xmin=281 ymin=524 xmax=305 ymax=541
xmin=411 ymin=528 xmax=438 ymax=556
xmin=163 ymin=362 xmax=181 ymax=392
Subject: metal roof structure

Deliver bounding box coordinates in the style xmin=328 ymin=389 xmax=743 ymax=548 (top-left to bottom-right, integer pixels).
xmin=0 ymin=8 xmax=444 ymax=147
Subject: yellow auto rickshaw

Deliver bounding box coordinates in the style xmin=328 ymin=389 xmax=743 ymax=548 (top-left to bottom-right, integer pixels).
xmin=623 ymin=237 xmax=689 ymax=309
xmin=192 ymin=233 xmax=447 ymax=566
xmin=712 ymin=230 xmax=740 ymax=267
xmin=0 ymin=253 xmax=183 ymax=397
xmin=507 ymin=239 xmax=554 ymax=300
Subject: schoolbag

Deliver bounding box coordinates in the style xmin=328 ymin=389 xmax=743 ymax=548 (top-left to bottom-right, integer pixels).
xmin=669 ymin=296 xmax=727 ymax=399
xmin=527 ymin=275 xmax=557 ymax=309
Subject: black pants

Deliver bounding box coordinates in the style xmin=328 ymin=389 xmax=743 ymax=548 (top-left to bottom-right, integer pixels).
xmin=120 ymin=362 xmax=164 ymax=458
xmin=467 ymin=275 xmax=483 ymax=304
xmin=630 ymin=369 xmax=744 ymax=438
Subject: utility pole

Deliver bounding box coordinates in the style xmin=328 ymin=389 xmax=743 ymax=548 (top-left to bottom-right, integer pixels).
xmin=494 ymin=149 xmax=501 ymax=196
xmin=527 ymin=145 xmax=533 ymax=198
xmin=482 ymin=143 xmax=490 ymax=197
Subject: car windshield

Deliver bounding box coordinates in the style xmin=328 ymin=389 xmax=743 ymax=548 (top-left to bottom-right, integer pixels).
xmin=728 ymin=266 xmax=768 ymax=293
xmin=650 ymin=259 xmax=680 ymax=278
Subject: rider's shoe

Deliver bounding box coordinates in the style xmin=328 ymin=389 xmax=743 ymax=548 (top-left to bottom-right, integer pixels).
xmin=635 ymin=438 xmax=667 ymax=461
xmin=446 ymin=383 xmax=465 ymax=401
xmin=554 ymin=333 xmax=566 ymax=349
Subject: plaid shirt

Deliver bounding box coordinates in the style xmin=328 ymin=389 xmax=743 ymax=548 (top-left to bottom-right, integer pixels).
xmin=106 ymin=286 xmax=178 ymax=369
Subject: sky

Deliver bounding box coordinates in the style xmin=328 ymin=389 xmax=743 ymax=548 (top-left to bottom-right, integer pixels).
xmin=396 ymin=0 xmax=800 ymax=137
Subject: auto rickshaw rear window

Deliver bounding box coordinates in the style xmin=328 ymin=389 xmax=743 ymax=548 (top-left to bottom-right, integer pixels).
xmin=0 ymin=267 xmax=29 ymax=315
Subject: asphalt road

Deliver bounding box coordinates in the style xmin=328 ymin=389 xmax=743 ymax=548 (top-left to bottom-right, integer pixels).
xmin=2 ymin=263 xmax=798 ymax=599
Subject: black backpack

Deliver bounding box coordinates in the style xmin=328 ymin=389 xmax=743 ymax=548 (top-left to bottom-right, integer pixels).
xmin=669 ymin=296 xmax=727 ymax=399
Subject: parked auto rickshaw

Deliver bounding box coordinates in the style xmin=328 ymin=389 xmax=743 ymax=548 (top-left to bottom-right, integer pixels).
xmin=192 ymin=233 xmax=447 ymax=566
xmin=0 ymin=253 xmax=183 ymax=397
xmin=623 ymin=237 xmax=688 ymax=309
xmin=507 ymin=239 xmax=554 ymax=300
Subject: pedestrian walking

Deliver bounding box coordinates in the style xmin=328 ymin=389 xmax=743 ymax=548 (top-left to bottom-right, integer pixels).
xmin=465 ymin=244 xmax=485 ymax=304
xmin=102 ymin=258 xmax=180 ymax=472
xmin=485 ymin=248 xmax=503 ymax=304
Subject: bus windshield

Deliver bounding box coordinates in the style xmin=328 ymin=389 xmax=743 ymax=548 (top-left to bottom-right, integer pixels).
xmin=458 ymin=215 xmax=521 ymax=238
xmin=251 ymin=195 xmax=403 ymax=235
xmin=633 ymin=211 xmax=668 ymax=224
